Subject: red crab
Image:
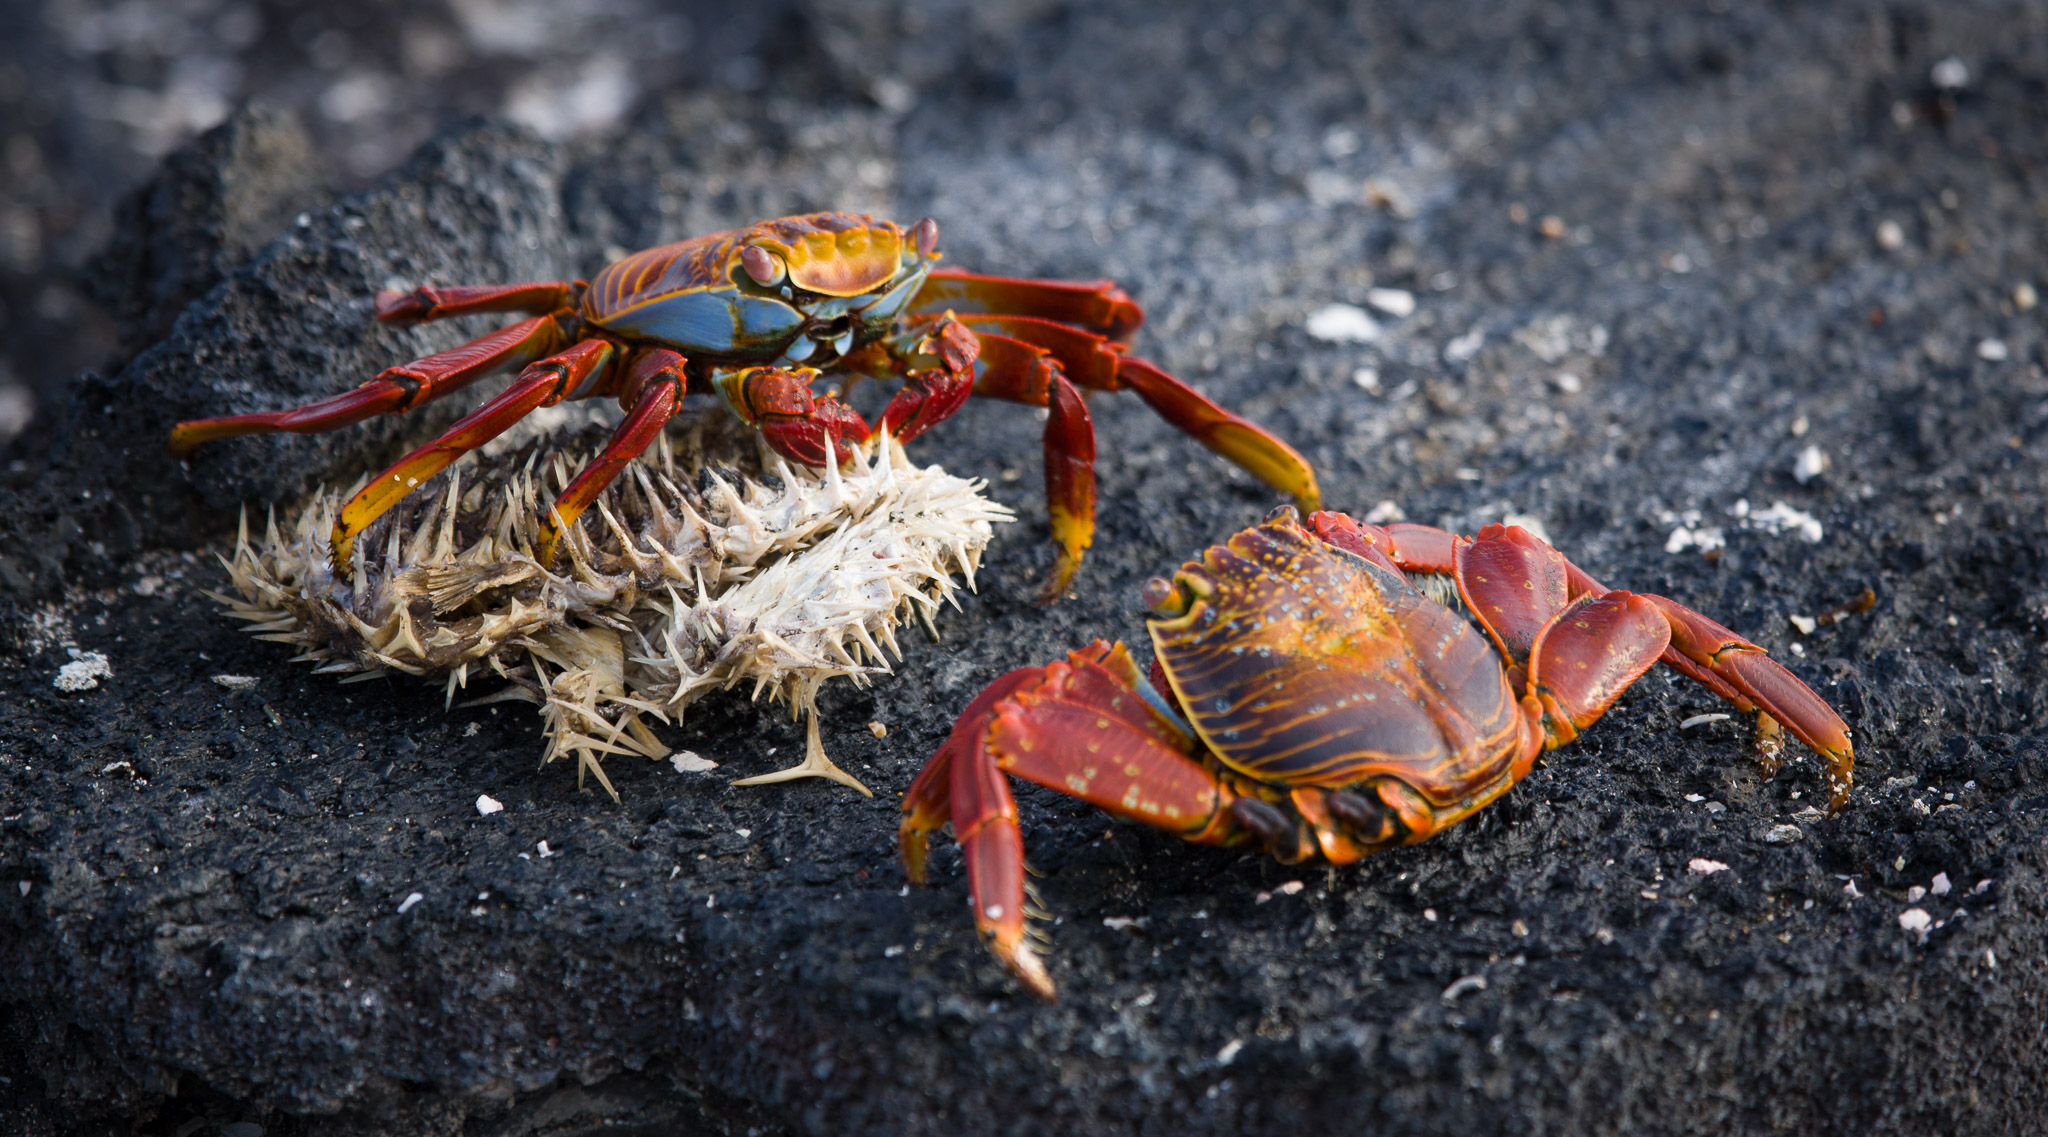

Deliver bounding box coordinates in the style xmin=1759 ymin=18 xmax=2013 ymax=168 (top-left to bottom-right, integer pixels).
xmin=168 ymin=212 xmax=1318 ymax=599
xmin=900 ymin=506 xmax=1854 ymax=997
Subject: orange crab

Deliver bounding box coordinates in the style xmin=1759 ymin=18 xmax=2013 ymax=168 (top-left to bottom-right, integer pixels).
xmin=900 ymin=507 xmax=1855 ymax=997
xmin=168 ymin=212 xmax=1318 ymax=599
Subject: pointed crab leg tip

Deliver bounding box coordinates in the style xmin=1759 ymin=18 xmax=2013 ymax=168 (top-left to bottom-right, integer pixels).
xmin=1034 ymin=558 xmax=1083 ymax=606
xmin=1002 ymin=945 xmax=1057 ymax=1001
xmin=899 ymin=835 xmax=932 ymax=884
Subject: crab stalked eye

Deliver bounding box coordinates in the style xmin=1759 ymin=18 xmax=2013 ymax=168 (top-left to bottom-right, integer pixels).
xmin=740 ymin=245 xmax=785 ymax=286
xmin=1141 ymin=576 xmax=1187 ymax=617
xmin=912 ymin=217 xmax=939 ymax=258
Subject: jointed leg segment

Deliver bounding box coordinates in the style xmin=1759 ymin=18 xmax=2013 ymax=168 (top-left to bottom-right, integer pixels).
xmin=330 ymin=337 xmax=617 ymax=567
xmin=169 ymin=315 xmax=566 ymax=457
xmin=900 ymin=641 xmax=1229 ymax=998
xmin=374 ymin=281 xmax=580 ymax=326
xmin=536 ymin=348 xmax=689 ymax=566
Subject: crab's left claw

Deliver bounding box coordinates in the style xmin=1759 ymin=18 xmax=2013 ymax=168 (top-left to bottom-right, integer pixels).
xmin=715 ymin=366 xmax=871 ymax=467
xmin=879 ymin=316 xmax=979 ymax=443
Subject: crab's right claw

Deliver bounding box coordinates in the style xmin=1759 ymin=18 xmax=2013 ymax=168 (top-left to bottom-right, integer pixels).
xmin=714 ymin=366 xmax=872 ymax=467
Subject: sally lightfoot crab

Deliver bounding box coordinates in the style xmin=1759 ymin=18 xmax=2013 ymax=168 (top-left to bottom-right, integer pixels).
xmin=169 ymin=212 xmax=1318 ymax=600
xmin=900 ymin=507 xmax=1854 ymax=997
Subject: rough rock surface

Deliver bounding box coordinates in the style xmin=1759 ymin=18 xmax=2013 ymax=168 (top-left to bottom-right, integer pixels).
xmin=4 ymin=2 xmax=2047 ymax=1134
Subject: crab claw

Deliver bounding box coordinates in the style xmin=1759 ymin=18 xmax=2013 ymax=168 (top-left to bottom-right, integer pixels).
xmin=714 ymin=366 xmax=872 ymax=467
xmin=880 ymin=317 xmax=979 ymax=443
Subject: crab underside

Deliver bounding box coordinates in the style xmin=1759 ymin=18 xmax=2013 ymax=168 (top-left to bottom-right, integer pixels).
xmin=212 ymin=404 xmax=1010 ymax=798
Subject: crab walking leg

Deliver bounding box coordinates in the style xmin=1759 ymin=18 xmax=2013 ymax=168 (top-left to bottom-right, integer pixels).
xmin=1637 ymin=594 xmax=1856 ymax=807
xmin=900 ymin=668 xmax=1042 ymax=882
xmin=374 ymin=281 xmax=579 ymax=327
xmin=168 ymin=315 xmax=565 ymax=456
xmin=910 ymin=267 xmax=1143 ymax=343
xmin=963 ymin=333 xmax=1098 ymax=602
xmin=1039 ymin=374 xmax=1097 ymax=602
xmin=1541 ymin=542 xmax=1855 ymax=805
xmin=328 ymin=338 xmax=618 ymax=567
xmin=1115 ymin=357 xmax=1322 ymax=511
xmin=902 ymin=642 xmax=1230 ymax=999
xmin=966 ymin=316 xmax=1321 ymax=512
xmin=535 ymin=349 xmax=687 ymax=566
xmin=1451 ymin=523 xmax=1576 ymax=664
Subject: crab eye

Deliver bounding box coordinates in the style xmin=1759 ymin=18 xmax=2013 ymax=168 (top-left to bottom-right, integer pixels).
xmin=740 ymin=245 xmax=785 ymax=286
xmin=911 ymin=217 xmax=939 ymax=258
xmin=1141 ymin=576 xmax=1188 ymax=617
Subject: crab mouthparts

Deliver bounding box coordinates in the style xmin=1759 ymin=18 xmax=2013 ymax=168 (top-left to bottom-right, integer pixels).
xmin=803 ymin=317 xmax=857 ymax=362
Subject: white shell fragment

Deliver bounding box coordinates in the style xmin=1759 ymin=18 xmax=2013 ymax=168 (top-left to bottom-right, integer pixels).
xmin=1738 ymin=500 xmax=1824 ymax=543
xmin=476 ymin=794 xmax=504 ymax=816
xmin=1793 ymin=445 xmax=1828 ymax=484
xmin=669 ymin=751 xmax=717 ymax=773
xmin=1687 ymin=858 xmax=1730 ymax=876
xmin=1977 ymin=338 xmax=2009 ymax=362
xmin=212 ymin=674 xmax=259 ymax=690
xmin=1441 ymin=975 xmax=1488 ymax=1002
xmin=210 ymin=408 xmax=1009 ymax=801
xmin=1897 ymin=908 xmax=1932 ymax=934
xmin=1442 ymin=328 xmax=1486 ymax=364
xmin=1305 ymin=303 xmax=1382 ymax=343
xmin=53 ymin=650 xmax=111 ymax=692
xmin=1364 ymin=287 xmax=1416 ymax=317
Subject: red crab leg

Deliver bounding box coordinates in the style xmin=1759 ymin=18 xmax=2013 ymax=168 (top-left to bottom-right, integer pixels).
xmin=168 ymin=315 xmax=565 ymax=456
xmin=1305 ymin=511 xmax=1457 ymax=573
xmin=536 ymin=348 xmax=688 ymax=565
xmin=899 ymin=668 xmax=1041 ymax=883
xmin=1633 ymin=594 xmax=1855 ymax=808
xmin=966 ymin=333 xmax=1097 ymax=602
xmin=910 ymin=268 xmax=1143 ymax=343
xmin=329 ymin=338 xmax=618 ymax=567
xmin=900 ymin=641 xmax=1231 ymax=999
xmin=1527 ymin=534 xmax=1856 ymax=807
xmin=965 ymin=316 xmax=1321 ymax=511
xmin=374 ymin=281 xmax=579 ymax=327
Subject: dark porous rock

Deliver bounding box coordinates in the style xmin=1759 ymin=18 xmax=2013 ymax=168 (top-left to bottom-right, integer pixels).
xmin=83 ymin=103 xmax=337 ymax=363
xmin=4 ymin=1 xmax=2047 ymax=1134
